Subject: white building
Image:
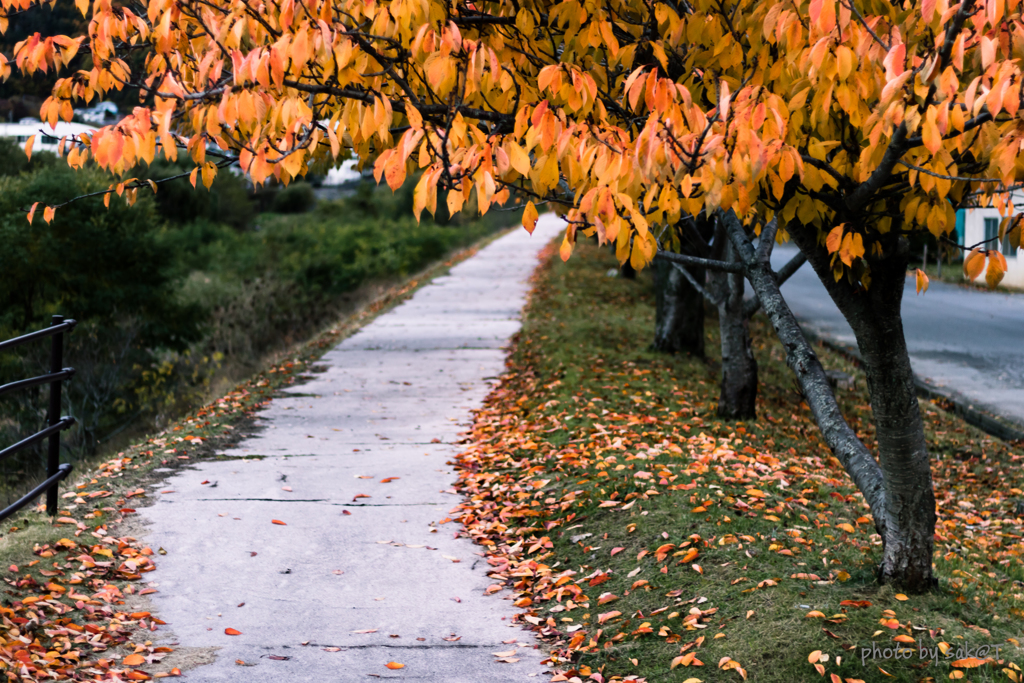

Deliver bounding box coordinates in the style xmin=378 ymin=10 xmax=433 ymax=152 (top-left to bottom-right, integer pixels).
xmin=956 ymin=204 xmax=1024 ymax=289
xmin=0 ymin=119 xmax=97 ymax=155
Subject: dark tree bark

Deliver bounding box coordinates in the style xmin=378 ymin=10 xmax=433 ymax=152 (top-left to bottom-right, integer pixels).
xmin=785 ymin=225 xmax=936 ymax=590
xmin=714 ymin=244 xmax=758 ymax=419
xmin=652 ymin=258 xmax=705 ymax=356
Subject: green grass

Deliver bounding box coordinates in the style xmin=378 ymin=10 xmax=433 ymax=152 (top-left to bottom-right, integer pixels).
xmin=456 ymin=239 xmax=1024 ymax=683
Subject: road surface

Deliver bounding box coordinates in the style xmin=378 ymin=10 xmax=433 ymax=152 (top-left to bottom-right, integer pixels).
xmin=772 ymin=245 xmax=1024 ymax=430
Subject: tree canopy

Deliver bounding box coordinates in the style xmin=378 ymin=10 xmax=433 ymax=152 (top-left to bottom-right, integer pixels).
xmin=5 ymin=0 xmax=1024 ymax=283
xmin=5 ymin=0 xmax=1024 ymax=590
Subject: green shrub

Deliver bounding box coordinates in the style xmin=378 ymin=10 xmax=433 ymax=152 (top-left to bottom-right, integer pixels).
xmin=270 ymin=181 xmax=316 ymax=214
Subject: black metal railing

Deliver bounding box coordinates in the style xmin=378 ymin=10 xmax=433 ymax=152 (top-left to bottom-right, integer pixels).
xmin=0 ymin=315 xmax=77 ymax=519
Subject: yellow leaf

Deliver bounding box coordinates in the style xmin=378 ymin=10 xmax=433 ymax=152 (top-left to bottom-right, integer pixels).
xmin=522 ymin=201 xmax=539 ymax=234
xmin=986 ymin=250 xmax=1007 ymax=288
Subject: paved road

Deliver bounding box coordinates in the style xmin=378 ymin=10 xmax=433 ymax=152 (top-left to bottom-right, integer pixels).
xmin=140 ymin=217 xmax=564 ymax=681
xmin=772 ymin=245 xmax=1024 ymax=429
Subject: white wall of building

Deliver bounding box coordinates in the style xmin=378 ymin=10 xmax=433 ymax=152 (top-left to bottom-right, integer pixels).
xmin=0 ymin=120 xmax=97 ymax=155
xmin=960 ymin=206 xmax=1024 ymax=289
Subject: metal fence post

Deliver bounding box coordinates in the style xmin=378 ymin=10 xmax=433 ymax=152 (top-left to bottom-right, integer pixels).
xmin=46 ymin=315 xmax=63 ymax=515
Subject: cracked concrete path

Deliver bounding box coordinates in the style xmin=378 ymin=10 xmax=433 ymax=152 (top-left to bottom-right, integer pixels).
xmin=139 ymin=217 xmax=564 ymax=681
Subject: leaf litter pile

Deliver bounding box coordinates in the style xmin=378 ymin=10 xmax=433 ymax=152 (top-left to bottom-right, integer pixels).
xmin=452 ymin=241 xmax=1023 ymax=683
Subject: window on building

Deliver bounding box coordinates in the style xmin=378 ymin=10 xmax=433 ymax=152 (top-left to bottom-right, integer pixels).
xmin=984 ymin=217 xmax=1016 ymax=258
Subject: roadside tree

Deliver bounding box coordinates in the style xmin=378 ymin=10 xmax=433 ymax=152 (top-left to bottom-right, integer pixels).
xmin=5 ymin=0 xmax=1024 ymax=589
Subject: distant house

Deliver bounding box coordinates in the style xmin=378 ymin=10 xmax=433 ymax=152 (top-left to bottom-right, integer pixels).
xmin=0 ymin=119 xmax=98 ymax=155
xmin=955 ymin=205 xmax=1024 ymax=288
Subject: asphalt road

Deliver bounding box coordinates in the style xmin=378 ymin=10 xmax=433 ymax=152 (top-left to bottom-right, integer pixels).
xmin=771 ymin=245 xmax=1024 ymax=430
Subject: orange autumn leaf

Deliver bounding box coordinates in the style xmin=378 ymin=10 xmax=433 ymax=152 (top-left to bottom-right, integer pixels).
xmin=271 ymin=519 xmax=287 ymax=525
xmin=914 ymin=269 xmax=928 ymax=295
xmin=124 ymin=654 xmax=146 ymax=666
xmin=225 ymin=628 xmax=242 ymax=635
xmin=385 ymin=662 xmax=405 ymax=670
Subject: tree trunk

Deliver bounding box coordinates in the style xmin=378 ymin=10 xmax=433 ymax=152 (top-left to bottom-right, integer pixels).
xmin=652 ymin=258 xmax=705 ymax=356
xmin=786 ymin=227 xmax=936 ymax=591
xmin=714 ymin=245 xmax=757 ymax=419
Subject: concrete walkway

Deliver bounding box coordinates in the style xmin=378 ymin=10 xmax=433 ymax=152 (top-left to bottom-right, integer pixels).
xmin=141 ymin=216 xmax=564 ymax=681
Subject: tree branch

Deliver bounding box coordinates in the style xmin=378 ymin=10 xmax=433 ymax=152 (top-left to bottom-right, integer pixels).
xmin=654 ymin=250 xmax=743 ymax=273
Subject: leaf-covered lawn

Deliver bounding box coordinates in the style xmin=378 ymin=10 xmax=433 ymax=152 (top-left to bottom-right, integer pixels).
xmin=453 ymin=240 xmax=1024 ymax=683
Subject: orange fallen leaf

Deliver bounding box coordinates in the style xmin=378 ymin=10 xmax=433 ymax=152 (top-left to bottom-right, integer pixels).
xmin=124 ymin=654 xmax=146 ymax=666
xmin=271 ymin=519 xmax=287 ymax=525
xmin=610 ymin=547 xmax=625 ymax=556
xmin=894 ymin=593 xmax=908 ymax=601
xmin=385 ymin=662 xmax=405 ymax=670
xmin=806 ymin=610 xmax=826 ymax=618
xmin=893 ymin=635 xmax=915 ymax=644
xmin=808 ymin=650 xmax=821 ymax=664
xmin=951 ymin=657 xmax=989 ymax=668
xmin=225 ymin=628 xmax=242 ymax=635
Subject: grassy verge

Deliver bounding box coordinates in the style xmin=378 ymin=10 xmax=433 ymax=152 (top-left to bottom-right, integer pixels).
xmin=454 ymin=240 xmax=1024 ymax=683
xmin=0 ymin=225 xmax=517 ymax=681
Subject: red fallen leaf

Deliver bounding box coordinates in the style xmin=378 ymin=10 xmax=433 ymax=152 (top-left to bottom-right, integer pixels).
xmin=271 ymin=519 xmax=287 ymax=525
xmin=385 ymin=662 xmax=405 ymax=669
xmin=839 ymin=600 xmax=872 ymax=608
xmin=7 ymin=565 xmax=16 ymax=572
xmin=250 ymin=552 xmax=258 ymax=557
xmin=238 ymin=602 xmax=245 ymax=607
xmin=451 ymin=596 xmax=462 ymax=603
xmin=342 ymin=510 xmax=352 ymax=515
xmin=200 ymin=480 xmax=210 ymax=485
xmin=225 ymin=628 xmax=242 ymax=635
xmin=610 ymin=547 xmax=625 ymax=556
xmin=120 ymin=508 xmax=136 ymax=513
xmin=235 ymin=660 xmax=246 ymax=665
xmin=353 ymin=494 xmax=371 ymax=501
xmin=380 ymin=477 xmax=400 ymax=483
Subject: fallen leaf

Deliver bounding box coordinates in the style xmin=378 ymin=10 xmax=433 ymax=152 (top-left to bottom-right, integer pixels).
xmin=225 ymin=628 xmax=242 ymax=635
xmin=352 ymin=629 xmax=378 ymax=634
xmin=894 ymin=593 xmax=908 ymax=601
xmin=385 ymin=662 xmax=404 ymax=670
xmin=271 ymin=519 xmax=287 ymax=525
xmin=492 ymin=649 xmax=517 ymax=657
xmin=124 ymin=654 xmax=146 ymax=666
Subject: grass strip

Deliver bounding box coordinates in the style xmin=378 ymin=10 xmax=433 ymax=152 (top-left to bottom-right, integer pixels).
xmin=453 ymin=240 xmax=1024 ymax=683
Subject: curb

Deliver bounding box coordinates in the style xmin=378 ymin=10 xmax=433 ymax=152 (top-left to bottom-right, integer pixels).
xmin=801 ymin=326 xmax=1024 ymax=444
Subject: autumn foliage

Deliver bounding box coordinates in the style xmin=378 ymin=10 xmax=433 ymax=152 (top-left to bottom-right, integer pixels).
xmin=1 ymin=0 xmax=1023 ymax=288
